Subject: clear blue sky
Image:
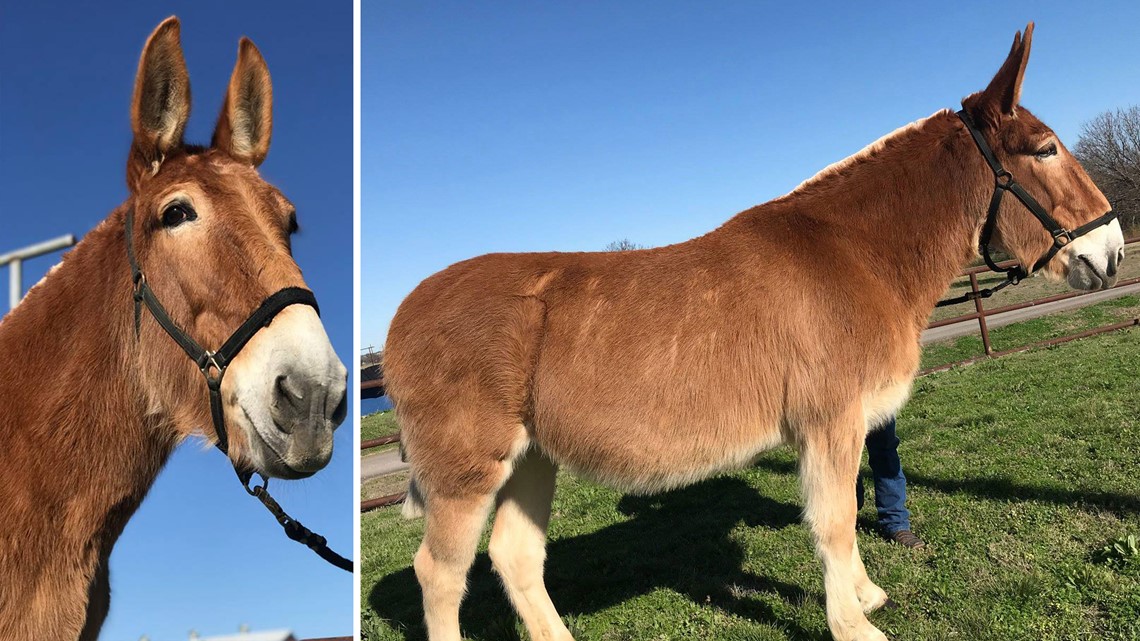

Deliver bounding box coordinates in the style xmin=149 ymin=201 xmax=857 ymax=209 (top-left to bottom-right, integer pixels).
xmin=1 ymin=2 xmax=352 ymax=639
xmin=363 ymin=1 xmax=1140 ymax=347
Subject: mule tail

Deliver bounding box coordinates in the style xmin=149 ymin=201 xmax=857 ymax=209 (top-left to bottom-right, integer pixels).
xmin=402 ymin=474 xmax=426 ymax=519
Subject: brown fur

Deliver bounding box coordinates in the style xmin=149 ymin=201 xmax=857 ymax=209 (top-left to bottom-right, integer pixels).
xmin=0 ymin=17 xmax=309 ymax=640
xmin=384 ymin=23 xmax=1113 ymax=641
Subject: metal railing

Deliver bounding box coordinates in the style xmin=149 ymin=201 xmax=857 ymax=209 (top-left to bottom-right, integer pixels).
xmin=362 ymin=432 xmax=405 ymax=511
xmin=360 ymin=347 xmax=385 ymax=399
xmin=921 ymin=236 xmax=1139 ymax=374
xmin=1 ymin=234 xmax=76 ymax=310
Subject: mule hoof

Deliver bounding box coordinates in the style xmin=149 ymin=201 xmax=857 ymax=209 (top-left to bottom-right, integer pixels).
xmin=853 ymin=625 xmax=890 ymax=641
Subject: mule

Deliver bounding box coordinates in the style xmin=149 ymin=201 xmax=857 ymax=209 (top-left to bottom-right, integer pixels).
xmin=0 ymin=18 xmax=347 ymax=640
xmin=384 ymin=23 xmax=1125 ymax=641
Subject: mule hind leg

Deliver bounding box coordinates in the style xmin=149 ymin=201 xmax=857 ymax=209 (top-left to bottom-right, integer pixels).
xmin=798 ymin=405 xmax=888 ymax=641
xmin=409 ymin=408 xmax=535 ymax=641
xmin=488 ymin=448 xmax=574 ymax=641
xmin=415 ymin=491 xmax=497 ymax=641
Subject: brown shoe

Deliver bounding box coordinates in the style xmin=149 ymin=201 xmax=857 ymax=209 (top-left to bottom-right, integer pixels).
xmin=887 ymin=530 xmax=926 ymax=549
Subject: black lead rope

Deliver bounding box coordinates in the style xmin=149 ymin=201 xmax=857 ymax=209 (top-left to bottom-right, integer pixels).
xmin=935 ymin=110 xmax=1118 ymax=309
xmin=125 ymin=207 xmax=352 ymax=573
xmin=239 ymin=471 xmax=354 ymax=572
xmin=935 ymin=274 xmax=1017 ymax=308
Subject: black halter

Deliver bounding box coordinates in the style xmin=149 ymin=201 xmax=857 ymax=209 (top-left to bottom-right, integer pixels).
xmin=125 ymin=207 xmax=352 ymax=572
xmin=935 ymin=109 xmax=1118 ymax=308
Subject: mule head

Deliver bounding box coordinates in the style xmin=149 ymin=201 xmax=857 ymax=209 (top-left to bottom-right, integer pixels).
xmin=962 ymin=23 xmax=1124 ymax=290
xmin=125 ymin=17 xmax=347 ymax=479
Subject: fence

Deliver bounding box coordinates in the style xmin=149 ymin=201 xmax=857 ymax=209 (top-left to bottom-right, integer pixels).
xmin=1 ymin=234 xmax=77 ymax=310
xmin=361 ymin=346 xmax=385 ymax=399
xmin=361 ymin=432 xmax=405 ymax=511
xmin=920 ymin=235 xmax=1139 ymax=374
xmin=361 ymin=237 xmax=1140 ymax=512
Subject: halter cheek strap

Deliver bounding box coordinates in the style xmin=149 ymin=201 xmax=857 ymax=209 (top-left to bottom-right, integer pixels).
xmin=935 ymin=110 xmax=1118 ymax=308
xmin=125 ymin=207 xmax=351 ymax=573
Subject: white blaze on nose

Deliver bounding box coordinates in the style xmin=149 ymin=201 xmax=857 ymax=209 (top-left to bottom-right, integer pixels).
xmin=222 ymin=303 xmax=347 ymax=477
xmin=1065 ymin=218 xmax=1125 ymax=290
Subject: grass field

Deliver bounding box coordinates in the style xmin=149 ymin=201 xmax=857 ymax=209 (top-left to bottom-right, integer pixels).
xmin=362 ymin=326 xmax=1140 ymax=641
xmin=363 ymin=410 xmax=400 ymax=442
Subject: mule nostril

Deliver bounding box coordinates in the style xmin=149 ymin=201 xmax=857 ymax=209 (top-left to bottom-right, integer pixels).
xmin=330 ymin=386 xmax=347 ymax=427
xmin=275 ymin=375 xmax=304 ymax=411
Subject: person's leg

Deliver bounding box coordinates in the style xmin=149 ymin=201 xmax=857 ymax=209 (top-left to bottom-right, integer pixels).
xmin=865 ymin=416 xmax=912 ymax=535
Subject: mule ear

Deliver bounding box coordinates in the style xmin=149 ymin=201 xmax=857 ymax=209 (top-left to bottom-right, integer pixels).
xmin=976 ymin=23 xmax=1034 ymax=120
xmin=129 ymin=17 xmax=191 ymax=185
xmin=212 ymin=38 xmax=273 ymax=166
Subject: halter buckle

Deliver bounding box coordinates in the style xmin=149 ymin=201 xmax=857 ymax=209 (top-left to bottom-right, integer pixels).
xmin=199 ymin=352 xmax=225 ymax=388
xmin=1051 ymin=228 xmax=1073 ymax=249
xmin=994 ymin=170 xmax=1014 ymax=189
xmin=132 ymin=272 xmax=147 ymax=300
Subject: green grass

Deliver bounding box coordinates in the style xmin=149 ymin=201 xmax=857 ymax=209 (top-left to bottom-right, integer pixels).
xmin=363 ymin=410 xmax=400 ymax=442
xmin=920 ymin=294 xmax=1140 ymax=371
xmin=362 ymin=328 xmax=1140 ymax=641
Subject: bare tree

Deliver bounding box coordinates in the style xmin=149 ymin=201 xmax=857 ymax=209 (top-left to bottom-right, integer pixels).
xmin=605 ymin=238 xmax=644 ymax=252
xmin=1073 ymin=106 xmax=1140 ymax=233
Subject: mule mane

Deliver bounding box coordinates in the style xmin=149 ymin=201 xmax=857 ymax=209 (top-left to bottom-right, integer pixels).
xmin=709 ymin=107 xmax=992 ymax=329
xmin=788 ymin=109 xmax=955 ymax=196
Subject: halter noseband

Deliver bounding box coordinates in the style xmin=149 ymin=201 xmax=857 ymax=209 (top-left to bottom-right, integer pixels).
xmin=938 ymin=109 xmax=1118 ymax=308
xmin=125 ymin=207 xmax=352 ymax=572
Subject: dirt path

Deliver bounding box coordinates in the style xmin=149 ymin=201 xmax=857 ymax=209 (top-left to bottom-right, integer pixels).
xmin=362 ymin=448 xmax=408 ymax=480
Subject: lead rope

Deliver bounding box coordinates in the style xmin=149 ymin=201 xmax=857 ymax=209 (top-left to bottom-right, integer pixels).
xmin=239 ymin=470 xmax=354 ymax=572
xmin=125 ymin=207 xmax=352 ymax=573
xmin=934 ymin=274 xmax=1017 ymax=308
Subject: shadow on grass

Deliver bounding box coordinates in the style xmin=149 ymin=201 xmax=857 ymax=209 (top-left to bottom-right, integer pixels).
xmin=369 ymin=475 xmax=830 ymax=640
xmin=755 ymin=458 xmax=1140 ymax=515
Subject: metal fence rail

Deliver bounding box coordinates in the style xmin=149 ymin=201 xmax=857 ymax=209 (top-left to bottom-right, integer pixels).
xmin=1 ymin=234 xmax=76 ymax=310
xmin=361 ymin=434 xmax=406 ymax=510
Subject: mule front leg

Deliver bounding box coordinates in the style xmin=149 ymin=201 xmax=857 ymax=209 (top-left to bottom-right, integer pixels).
xmin=851 ymin=537 xmax=889 ymax=613
xmin=799 ymin=407 xmax=888 ymax=641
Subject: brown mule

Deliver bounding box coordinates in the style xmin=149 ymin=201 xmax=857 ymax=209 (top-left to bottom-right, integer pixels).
xmin=0 ymin=18 xmax=347 ymax=640
xmin=384 ymin=23 xmax=1124 ymax=641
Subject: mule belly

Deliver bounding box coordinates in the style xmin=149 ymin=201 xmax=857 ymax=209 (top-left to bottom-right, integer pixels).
xmin=530 ymin=404 xmax=785 ymax=495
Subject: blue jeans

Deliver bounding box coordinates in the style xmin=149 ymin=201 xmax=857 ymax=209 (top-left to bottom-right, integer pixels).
xmin=856 ymin=416 xmax=911 ymax=534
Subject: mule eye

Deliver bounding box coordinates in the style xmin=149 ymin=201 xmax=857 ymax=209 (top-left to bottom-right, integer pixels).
xmin=161 ymin=203 xmax=197 ymax=228
xmin=1034 ymin=143 xmax=1058 ymax=159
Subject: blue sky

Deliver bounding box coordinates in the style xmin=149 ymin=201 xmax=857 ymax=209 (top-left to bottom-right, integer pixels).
xmin=363 ymin=1 xmax=1140 ymax=347
xmin=1 ymin=2 xmax=352 ymax=639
